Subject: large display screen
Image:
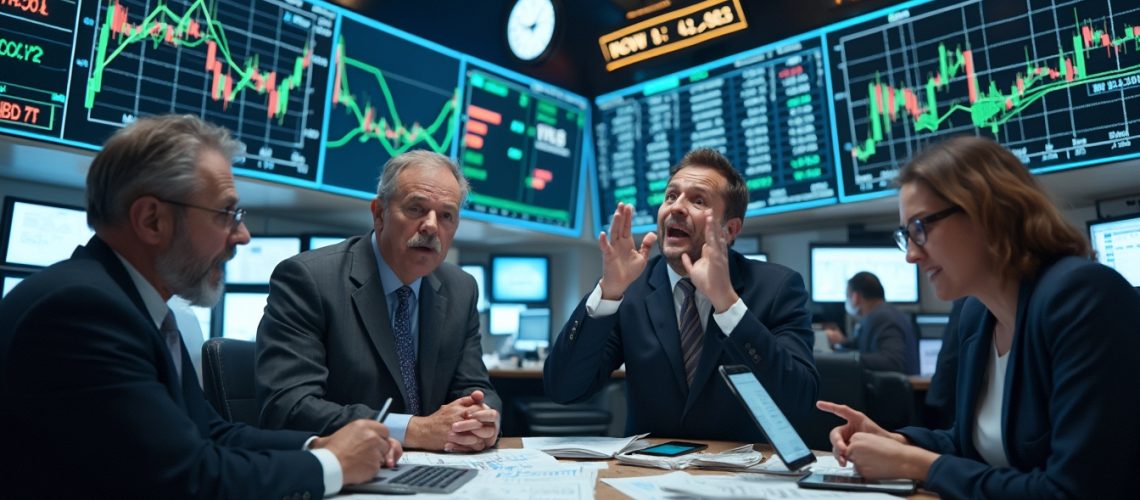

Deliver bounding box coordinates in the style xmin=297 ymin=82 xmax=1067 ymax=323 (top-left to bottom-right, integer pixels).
xmin=809 ymin=244 xmax=919 ymax=303
xmin=827 ymin=0 xmax=1140 ymax=201
xmin=225 ymin=236 xmax=302 ymax=285
xmin=221 ymin=291 xmax=268 ymax=341
xmin=594 ymin=35 xmax=838 ymax=233
xmin=0 ymin=0 xmax=591 ymax=237
xmin=1 ymin=198 xmax=95 ymax=269
xmin=490 ymin=255 xmax=549 ymax=303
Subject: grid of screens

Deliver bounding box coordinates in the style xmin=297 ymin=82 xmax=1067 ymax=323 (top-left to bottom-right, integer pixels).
xmin=490 ymin=255 xmax=550 ymax=303
xmin=2 ymin=198 xmax=95 ymax=269
xmin=809 ymin=245 xmax=919 ymax=303
xmin=1 ymin=0 xmax=590 ymax=237
xmin=1089 ymin=215 xmax=1140 ymax=287
xmin=225 ymin=237 xmax=302 ymax=285
xmin=593 ymin=0 xmax=1140 ymax=232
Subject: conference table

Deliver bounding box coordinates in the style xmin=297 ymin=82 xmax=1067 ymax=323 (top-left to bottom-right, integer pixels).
xmin=496 ymin=437 xmax=938 ymax=499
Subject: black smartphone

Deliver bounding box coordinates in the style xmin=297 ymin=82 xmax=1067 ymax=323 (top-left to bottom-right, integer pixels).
xmin=798 ymin=472 xmax=916 ymax=494
xmin=718 ymin=364 xmax=817 ymax=471
xmin=631 ymin=441 xmax=708 ymax=457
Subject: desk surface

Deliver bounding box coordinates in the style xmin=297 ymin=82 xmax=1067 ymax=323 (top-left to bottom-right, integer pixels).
xmin=490 ymin=367 xmax=625 ymax=379
xmin=496 ymin=437 xmax=937 ymax=499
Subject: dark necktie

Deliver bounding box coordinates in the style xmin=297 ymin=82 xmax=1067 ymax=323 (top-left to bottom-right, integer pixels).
xmin=161 ymin=310 xmax=183 ymax=379
xmin=393 ymin=286 xmax=421 ymax=415
xmin=677 ymin=278 xmax=703 ymax=387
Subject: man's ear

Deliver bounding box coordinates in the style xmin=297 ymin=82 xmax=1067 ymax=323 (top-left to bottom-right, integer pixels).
xmin=128 ymin=196 xmax=171 ymax=246
xmin=371 ymin=198 xmax=385 ymax=228
xmin=724 ymin=217 xmax=743 ymax=245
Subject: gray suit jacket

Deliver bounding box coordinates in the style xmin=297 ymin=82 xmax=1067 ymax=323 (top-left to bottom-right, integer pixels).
xmin=255 ymin=235 xmax=500 ymax=434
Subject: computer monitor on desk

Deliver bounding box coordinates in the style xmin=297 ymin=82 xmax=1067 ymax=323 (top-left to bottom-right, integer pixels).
xmin=914 ymin=313 xmax=950 ymax=339
xmin=514 ymin=308 xmax=550 ymax=353
xmin=918 ymin=339 xmax=943 ymax=377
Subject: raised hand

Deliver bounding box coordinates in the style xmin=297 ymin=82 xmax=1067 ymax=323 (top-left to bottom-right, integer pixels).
xmin=598 ymin=203 xmax=657 ymax=300
xmin=815 ymin=400 xmax=900 ymax=466
xmin=681 ymin=212 xmax=737 ymax=312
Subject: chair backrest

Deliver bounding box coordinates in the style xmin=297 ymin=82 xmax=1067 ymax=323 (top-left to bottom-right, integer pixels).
xmin=797 ymin=353 xmax=868 ymax=450
xmin=201 ymin=338 xmax=259 ymax=425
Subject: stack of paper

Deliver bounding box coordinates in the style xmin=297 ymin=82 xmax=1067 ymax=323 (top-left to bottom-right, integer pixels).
xmin=604 ymin=471 xmax=902 ymax=500
xmin=522 ymin=433 xmax=649 ymax=458
xmin=615 ymin=444 xmax=764 ymax=470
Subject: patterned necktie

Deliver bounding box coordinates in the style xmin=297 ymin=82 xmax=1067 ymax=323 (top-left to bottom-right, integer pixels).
xmin=161 ymin=310 xmax=183 ymax=379
xmin=677 ymin=278 xmax=703 ymax=387
xmin=393 ymin=286 xmax=421 ymax=415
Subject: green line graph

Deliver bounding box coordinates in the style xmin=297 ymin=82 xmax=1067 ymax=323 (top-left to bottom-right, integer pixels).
xmin=327 ymin=36 xmax=458 ymax=157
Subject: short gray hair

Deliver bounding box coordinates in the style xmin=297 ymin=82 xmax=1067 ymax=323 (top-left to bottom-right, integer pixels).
xmin=375 ymin=150 xmax=469 ymax=205
xmin=86 ymin=114 xmax=240 ymax=230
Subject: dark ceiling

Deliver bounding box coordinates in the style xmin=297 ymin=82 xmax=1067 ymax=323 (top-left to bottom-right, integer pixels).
xmin=333 ymin=0 xmax=904 ymax=97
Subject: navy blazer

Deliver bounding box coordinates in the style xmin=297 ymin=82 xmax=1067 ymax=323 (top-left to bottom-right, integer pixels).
xmin=898 ymin=256 xmax=1140 ymax=499
xmin=544 ymin=250 xmax=818 ymax=441
xmin=0 ymin=237 xmax=323 ymax=499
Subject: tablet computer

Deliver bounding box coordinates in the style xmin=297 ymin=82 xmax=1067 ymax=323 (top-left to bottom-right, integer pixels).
xmin=718 ymin=364 xmax=816 ymax=471
xmin=798 ymin=471 xmax=916 ymax=494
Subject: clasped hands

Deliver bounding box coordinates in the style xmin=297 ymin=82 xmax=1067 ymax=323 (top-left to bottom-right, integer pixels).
xmin=598 ymin=203 xmax=737 ymax=312
xmin=407 ymin=390 xmax=500 ymax=452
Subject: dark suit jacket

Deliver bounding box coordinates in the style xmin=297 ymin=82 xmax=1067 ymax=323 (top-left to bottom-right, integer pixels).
xmin=925 ymin=298 xmax=966 ymax=429
xmin=544 ymin=251 xmax=818 ymax=441
xmin=853 ymin=303 xmax=919 ymax=374
xmin=0 ymin=237 xmax=322 ymax=499
xmin=898 ymin=257 xmax=1140 ymax=499
xmin=256 ymin=235 xmax=499 ymax=434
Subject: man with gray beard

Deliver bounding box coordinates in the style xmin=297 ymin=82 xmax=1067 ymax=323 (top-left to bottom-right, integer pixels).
xmin=256 ymin=150 xmax=501 ymax=452
xmin=0 ymin=114 xmax=402 ymax=498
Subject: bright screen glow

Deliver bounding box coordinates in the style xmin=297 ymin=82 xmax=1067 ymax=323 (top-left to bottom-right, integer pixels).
xmin=744 ymin=253 xmax=768 ymax=262
xmin=225 ymin=237 xmax=302 ymax=285
xmin=915 ymin=313 xmax=950 ymax=339
xmin=515 ymin=307 xmax=550 ymax=352
xmin=491 ymin=256 xmax=549 ymax=302
xmin=810 ymin=246 xmax=919 ymax=303
xmin=4 ymin=201 xmax=94 ymax=268
xmin=169 ymin=295 xmax=213 ymax=342
xmin=308 ymin=236 xmax=345 ymax=250
xmin=3 ymin=276 xmax=24 ymax=297
xmin=727 ymin=371 xmax=813 ymax=467
xmin=460 ymin=264 xmax=488 ymax=312
xmin=919 ymin=339 xmax=943 ymax=377
xmin=1089 ymin=216 xmax=1140 ymax=286
xmin=489 ymin=303 xmax=527 ymax=335
xmin=222 ymin=292 xmax=269 ymax=341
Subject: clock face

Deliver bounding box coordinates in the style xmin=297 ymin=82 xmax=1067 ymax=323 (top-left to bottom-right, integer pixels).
xmin=507 ymin=0 xmax=556 ymax=62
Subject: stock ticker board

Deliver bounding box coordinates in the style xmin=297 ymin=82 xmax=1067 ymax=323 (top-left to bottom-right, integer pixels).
xmin=3 ymin=0 xmax=1140 ymax=236
xmin=594 ymin=37 xmax=838 ymax=232
xmin=0 ymin=0 xmax=591 ymax=236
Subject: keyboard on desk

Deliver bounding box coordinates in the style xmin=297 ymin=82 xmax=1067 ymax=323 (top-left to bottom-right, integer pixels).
xmin=346 ymin=464 xmax=477 ymax=494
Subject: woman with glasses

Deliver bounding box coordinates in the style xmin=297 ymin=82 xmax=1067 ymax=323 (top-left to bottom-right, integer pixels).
xmin=818 ymin=135 xmax=1140 ymax=498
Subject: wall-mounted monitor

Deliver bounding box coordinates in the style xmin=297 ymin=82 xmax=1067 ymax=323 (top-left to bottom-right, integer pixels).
xmin=490 ymin=255 xmax=550 ymax=303
xmin=809 ymin=244 xmax=919 ymax=303
xmin=488 ymin=303 xmax=527 ymax=336
xmin=168 ymin=295 xmax=214 ymax=343
xmin=460 ymin=263 xmax=488 ymax=312
xmin=307 ymin=236 xmax=348 ymax=251
xmin=2 ymin=198 xmax=95 ymax=269
xmin=514 ymin=307 xmax=551 ymax=352
xmin=220 ymin=292 xmax=269 ymax=342
xmin=225 ymin=237 xmax=302 ymax=285
xmin=1089 ymin=214 xmax=1140 ymax=287
xmin=744 ymin=253 xmax=768 ymax=262
xmin=914 ymin=313 xmax=951 ymax=339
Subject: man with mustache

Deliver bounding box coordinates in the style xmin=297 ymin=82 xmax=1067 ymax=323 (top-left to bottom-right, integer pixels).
xmin=256 ymin=150 xmax=501 ymax=452
xmin=544 ymin=148 xmax=818 ymax=441
xmin=0 ymin=114 xmax=401 ymax=498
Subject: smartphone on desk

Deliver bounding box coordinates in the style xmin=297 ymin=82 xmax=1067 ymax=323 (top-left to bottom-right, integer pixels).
xmin=798 ymin=472 xmax=916 ymax=494
xmin=631 ymin=441 xmax=707 ymax=457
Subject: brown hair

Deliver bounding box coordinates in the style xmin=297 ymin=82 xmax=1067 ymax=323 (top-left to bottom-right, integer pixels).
xmin=669 ymin=148 xmax=749 ymax=221
xmin=897 ymin=136 xmax=1091 ymax=281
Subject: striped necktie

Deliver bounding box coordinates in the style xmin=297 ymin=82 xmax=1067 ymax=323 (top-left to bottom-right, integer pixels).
xmin=677 ymin=278 xmax=703 ymax=387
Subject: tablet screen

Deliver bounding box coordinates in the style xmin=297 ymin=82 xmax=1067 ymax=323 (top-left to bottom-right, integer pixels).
xmin=724 ymin=369 xmax=815 ymax=468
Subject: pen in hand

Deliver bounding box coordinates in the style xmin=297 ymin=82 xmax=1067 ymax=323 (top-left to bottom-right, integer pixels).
xmin=376 ymin=397 xmax=393 ymax=423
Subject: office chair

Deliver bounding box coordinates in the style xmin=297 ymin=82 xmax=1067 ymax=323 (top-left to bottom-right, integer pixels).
xmin=201 ymin=338 xmax=260 ymax=425
xmin=797 ymin=353 xmax=916 ymax=450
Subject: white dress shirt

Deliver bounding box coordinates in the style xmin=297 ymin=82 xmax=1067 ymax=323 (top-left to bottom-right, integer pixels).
xmin=972 ymin=339 xmax=1010 ymax=468
xmin=585 ymin=263 xmax=747 ymax=334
